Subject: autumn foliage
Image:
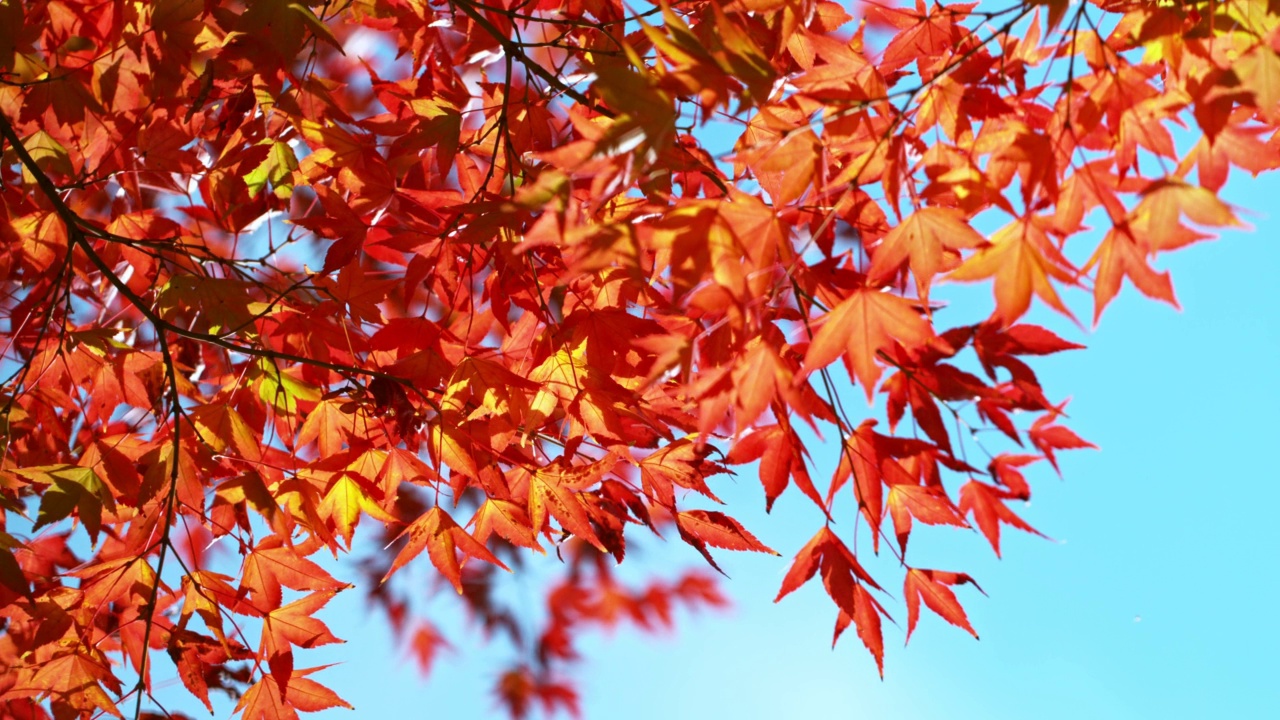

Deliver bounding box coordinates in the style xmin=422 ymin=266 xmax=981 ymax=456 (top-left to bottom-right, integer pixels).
xmin=1 ymin=0 xmax=1277 ymax=717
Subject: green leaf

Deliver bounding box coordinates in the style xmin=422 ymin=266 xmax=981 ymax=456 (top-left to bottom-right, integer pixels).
xmin=17 ymin=465 xmax=115 ymax=543
xmin=155 ymin=275 xmax=255 ymax=335
xmin=0 ymin=534 xmax=30 ymax=598
xmin=254 ymin=359 xmax=322 ymax=416
xmin=21 ymin=130 xmax=74 ymax=181
xmin=287 ymin=2 xmax=344 ymax=53
xmin=245 ymin=140 xmax=299 ymax=198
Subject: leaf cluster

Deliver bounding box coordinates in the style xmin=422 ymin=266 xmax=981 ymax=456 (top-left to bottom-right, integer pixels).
xmin=1 ymin=0 xmax=1277 ymax=717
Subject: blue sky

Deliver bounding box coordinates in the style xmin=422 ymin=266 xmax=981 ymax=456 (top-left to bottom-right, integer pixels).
xmin=285 ymin=159 xmax=1280 ymax=720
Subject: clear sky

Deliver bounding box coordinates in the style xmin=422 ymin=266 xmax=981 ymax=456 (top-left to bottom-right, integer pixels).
xmin=249 ymin=139 xmax=1280 ymax=720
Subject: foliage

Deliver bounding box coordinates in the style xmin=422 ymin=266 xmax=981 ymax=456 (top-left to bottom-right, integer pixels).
xmin=0 ymin=0 xmax=1276 ymax=717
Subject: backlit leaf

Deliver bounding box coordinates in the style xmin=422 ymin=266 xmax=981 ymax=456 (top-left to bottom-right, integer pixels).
xmin=383 ymin=507 xmax=510 ymax=591
xmin=904 ymin=568 xmax=983 ymax=641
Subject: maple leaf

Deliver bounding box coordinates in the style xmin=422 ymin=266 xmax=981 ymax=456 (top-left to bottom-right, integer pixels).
xmin=426 ymin=423 xmax=481 ymax=482
xmin=28 ymin=651 xmax=124 ymax=719
xmin=972 ymin=323 xmax=1085 ymax=380
xmin=260 ymin=590 xmax=344 ymax=696
xmin=1029 ymin=412 xmax=1096 ymax=473
xmin=729 ymin=337 xmax=789 ymax=430
xmin=377 ymin=446 xmax=439 ymax=496
xmin=528 ymin=457 xmax=614 ymax=552
xmin=240 ymin=539 xmax=348 ymax=613
xmin=235 ymin=668 xmax=352 ymax=720
xmin=441 ymin=356 xmax=538 ymax=425
xmin=868 ymin=207 xmax=985 ymax=301
xmin=1180 ymin=125 xmax=1280 ymax=192
xmin=72 ymin=554 xmax=159 ymax=615
xmin=775 ymin=526 xmax=890 ymax=671
xmin=1235 ymin=45 xmax=1280 ymax=122
xmin=1083 ymin=179 xmax=1240 ymax=320
xmin=15 ymin=465 xmax=116 ymax=544
xmin=958 ymin=481 xmax=1046 ymax=557
xmin=494 ymin=666 xmax=581 ymax=720
xmin=180 ymin=570 xmax=256 ymax=644
xmin=675 ymin=510 xmax=778 ymax=573
xmin=190 ymin=404 xmax=263 ymax=462
xmin=917 ymin=74 xmax=966 ymax=141
xmin=826 ymin=420 xmax=934 ymax=550
xmin=20 ymin=131 xmax=75 ymax=182
xmin=886 ymin=483 xmax=968 ymax=555
xmin=903 ymin=568 xmax=984 ymax=641
xmin=296 ymin=399 xmax=358 ymax=457
xmin=882 ymin=358 xmax=981 ymax=453
xmin=726 ymin=424 xmax=826 ymax=514
xmin=407 ymin=622 xmax=453 ymax=677
xmin=1086 ymin=223 xmax=1176 ymax=322
xmin=985 ymin=454 xmax=1039 ymax=499
xmin=744 ymin=128 xmax=821 ymax=206
xmin=252 ymin=359 xmax=323 ymax=417
xmin=382 ymin=507 xmax=510 ymax=592
xmin=949 ymin=216 xmax=1077 ymax=326
xmin=1135 ymin=178 xmax=1239 ymax=248
xmin=803 ymin=287 xmax=947 ymax=400
xmin=471 ymin=499 xmax=543 ymax=553
xmin=214 ymin=471 xmax=282 ymax=530
xmin=320 ymin=263 xmax=393 ymax=324
xmin=638 ymin=439 xmax=728 ymax=508
xmin=776 ymin=526 xmax=883 ymax=602
xmin=833 ymin=582 xmax=892 ymax=678
xmin=155 ymin=275 xmax=256 ymax=335
xmin=169 ymin=629 xmax=254 ymax=712
xmin=317 ymin=471 xmax=398 ymax=548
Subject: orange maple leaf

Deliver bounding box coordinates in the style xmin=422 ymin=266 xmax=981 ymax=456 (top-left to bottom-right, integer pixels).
xmin=868 ymin=206 xmax=985 ymax=300
xmin=726 ymin=424 xmax=826 ymax=514
xmin=28 ymin=651 xmax=124 ymax=719
xmin=260 ymin=590 xmax=344 ymax=696
xmin=675 ymin=509 xmax=778 ymax=573
xmin=958 ymin=481 xmax=1046 ymax=557
xmin=471 ymin=498 xmax=544 ymax=552
xmin=530 ymin=458 xmax=613 ymax=551
xmin=235 ymin=669 xmax=352 ymax=720
xmin=833 ymin=583 xmax=892 ymax=678
xmin=776 ymin=526 xmax=889 ymax=672
xmin=949 ymin=216 xmax=1076 ymax=326
xmin=886 ymin=483 xmax=968 ymax=555
xmin=775 ymin=526 xmax=883 ymax=602
xmin=904 ymin=568 xmax=984 ymax=641
xmin=1085 ymin=178 xmax=1241 ymax=320
xmin=382 ymin=506 xmax=510 ymax=591
xmin=803 ymin=287 xmax=946 ymax=400
xmin=240 ymin=539 xmax=347 ymax=613
xmin=317 ymin=471 xmax=397 ymax=548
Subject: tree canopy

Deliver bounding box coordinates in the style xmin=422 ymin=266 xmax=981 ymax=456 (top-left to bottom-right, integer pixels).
xmin=1 ymin=0 xmax=1277 ymax=717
